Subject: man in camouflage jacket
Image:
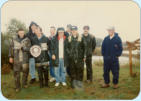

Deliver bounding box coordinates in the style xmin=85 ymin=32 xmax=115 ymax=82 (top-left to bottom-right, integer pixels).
xmin=9 ymin=28 xmax=31 ymax=92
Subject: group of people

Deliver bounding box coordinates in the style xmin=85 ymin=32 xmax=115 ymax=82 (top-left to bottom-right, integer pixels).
xmin=9 ymin=21 xmax=123 ymax=92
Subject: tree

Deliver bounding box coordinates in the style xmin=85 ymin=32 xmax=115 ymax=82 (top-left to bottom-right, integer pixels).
xmin=1 ymin=18 xmax=28 ymax=65
xmin=7 ymin=18 xmax=28 ymax=36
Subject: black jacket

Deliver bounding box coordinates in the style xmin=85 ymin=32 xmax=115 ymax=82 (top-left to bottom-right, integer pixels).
xmin=67 ymin=34 xmax=85 ymax=63
xmin=82 ymin=33 xmax=96 ymax=57
xmin=32 ymin=34 xmax=50 ymax=64
xmin=51 ymin=35 xmax=68 ymax=67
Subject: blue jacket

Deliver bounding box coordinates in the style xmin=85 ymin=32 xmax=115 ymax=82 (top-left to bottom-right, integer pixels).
xmin=101 ymin=33 xmax=123 ymax=58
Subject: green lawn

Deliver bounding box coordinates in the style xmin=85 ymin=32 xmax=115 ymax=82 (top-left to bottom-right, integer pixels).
xmin=1 ymin=61 xmax=140 ymax=100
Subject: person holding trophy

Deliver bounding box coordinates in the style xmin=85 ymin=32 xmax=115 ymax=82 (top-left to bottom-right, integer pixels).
xmin=30 ymin=26 xmax=50 ymax=88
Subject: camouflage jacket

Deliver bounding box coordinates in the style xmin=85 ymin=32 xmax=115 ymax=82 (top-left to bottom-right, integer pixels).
xmin=9 ymin=35 xmax=31 ymax=64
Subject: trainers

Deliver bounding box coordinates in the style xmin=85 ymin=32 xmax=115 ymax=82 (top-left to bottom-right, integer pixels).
xmin=62 ymin=82 xmax=67 ymax=86
xmin=55 ymin=83 xmax=60 ymax=87
xmin=50 ymin=78 xmax=56 ymax=82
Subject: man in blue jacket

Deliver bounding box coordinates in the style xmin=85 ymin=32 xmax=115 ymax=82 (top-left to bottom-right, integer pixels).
xmin=101 ymin=26 xmax=123 ymax=89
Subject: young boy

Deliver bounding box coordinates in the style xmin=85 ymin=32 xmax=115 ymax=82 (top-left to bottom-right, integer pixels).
xmin=9 ymin=28 xmax=31 ymax=92
xmin=31 ymin=26 xmax=50 ymax=88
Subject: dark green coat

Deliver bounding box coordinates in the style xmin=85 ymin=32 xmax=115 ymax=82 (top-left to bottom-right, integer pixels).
xmin=51 ymin=35 xmax=68 ymax=67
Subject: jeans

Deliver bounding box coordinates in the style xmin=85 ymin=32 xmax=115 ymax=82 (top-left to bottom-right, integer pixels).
xmin=49 ymin=53 xmax=55 ymax=78
xmin=29 ymin=58 xmax=36 ymax=79
xmin=54 ymin=58 xmax=66 ymax=83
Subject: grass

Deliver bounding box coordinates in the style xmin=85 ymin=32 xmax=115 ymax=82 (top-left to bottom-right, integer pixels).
xmin=1 ymin=61 xmax=140 ymax=100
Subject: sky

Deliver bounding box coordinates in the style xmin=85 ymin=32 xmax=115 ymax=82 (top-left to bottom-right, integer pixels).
xmin=1 ymin=1 xmax=140 ymax=41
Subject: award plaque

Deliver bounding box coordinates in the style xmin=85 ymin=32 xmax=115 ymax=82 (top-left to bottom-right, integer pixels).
xmin=30 ymin=45 xmax=41 ymax=57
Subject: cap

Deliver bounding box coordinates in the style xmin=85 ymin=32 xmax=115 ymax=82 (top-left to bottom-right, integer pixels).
xmin=71 ymin=26 xmax=78 ymax=30
xmin=107 ymin=26 xmax=115 ymax=30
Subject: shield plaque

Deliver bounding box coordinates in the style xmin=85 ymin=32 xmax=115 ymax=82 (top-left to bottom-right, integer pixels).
xmin=30 ymin=45 xmax=41 ymax=57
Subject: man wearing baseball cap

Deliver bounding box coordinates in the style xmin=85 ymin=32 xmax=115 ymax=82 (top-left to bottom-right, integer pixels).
xmin=67 ymin=26 xmax=85 ymax=90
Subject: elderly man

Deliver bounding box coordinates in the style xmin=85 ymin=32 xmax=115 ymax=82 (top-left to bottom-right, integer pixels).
xmin=101 ymin=26 xmax=123 ymax=89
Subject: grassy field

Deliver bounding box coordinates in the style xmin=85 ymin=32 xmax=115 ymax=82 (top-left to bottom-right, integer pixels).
xmin=1 ymin=61 xmax=140 ymax=100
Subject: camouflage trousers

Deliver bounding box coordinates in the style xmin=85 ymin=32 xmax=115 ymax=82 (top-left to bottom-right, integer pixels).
xmin=13 ymin=63 xmax=29 ymax=89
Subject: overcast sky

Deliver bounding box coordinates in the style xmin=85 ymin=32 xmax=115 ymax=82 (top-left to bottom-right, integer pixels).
xmin=1 ymin=1 xmax=140 ymax=41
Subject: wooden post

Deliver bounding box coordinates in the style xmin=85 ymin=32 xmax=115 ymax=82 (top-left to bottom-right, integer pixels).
xmin=129 ymin=48 xmax=133 ymax=76
xmin=126 ymin=39 xmax=140 ymax=77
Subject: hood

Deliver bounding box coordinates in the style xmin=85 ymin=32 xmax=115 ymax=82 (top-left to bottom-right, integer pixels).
xmin=56 ymin=27 xmax=65 ymax=37
xmin=28 ymin=21 xmax=38 ymax=35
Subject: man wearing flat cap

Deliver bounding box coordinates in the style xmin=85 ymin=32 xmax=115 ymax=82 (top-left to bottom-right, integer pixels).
xmin=101 ymin=26 xmax=123 ymax=89
xmin=82 ymin=25 xmax=96 ymax=83
xmin=67 ymin=26 xmax=85 ymax=89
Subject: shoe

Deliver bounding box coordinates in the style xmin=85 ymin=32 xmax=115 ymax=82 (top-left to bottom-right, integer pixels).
xmin=62 ymin=82 xmax=67 ymax=86
xmin=55 ymin=83 xmax=60 ymax=87
xmin=49 ymin=78 xmax=56 ymax=82
xmin=86 ymin=80 xmax=92 ymax=83
xmin=113 ymin=84 xmax=118 ymax=89
xmin=23 ymin=85 xmax=28 ymax=88
xmin=15 ymin=88 xmax=20 ymax=92
xmin=101 ymin=84 xmax=110 ymax=88
xmin=30 ymin=78 xmax=36 ymax=84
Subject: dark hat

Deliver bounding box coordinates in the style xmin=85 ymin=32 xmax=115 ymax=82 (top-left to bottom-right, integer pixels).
xmin=83 ymin=25 xmax=90 ymax=30
xmin=57 ymin=27 xmax=65 ymax=32
xmin=71 ymin=26 xmax=78 ymax=30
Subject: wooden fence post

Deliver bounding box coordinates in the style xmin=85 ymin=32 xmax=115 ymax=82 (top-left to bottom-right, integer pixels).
xmin=126 ymin=38 xmax=140 ymax=77
xmin=129 ymin=48 xmax=133 ymax=76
